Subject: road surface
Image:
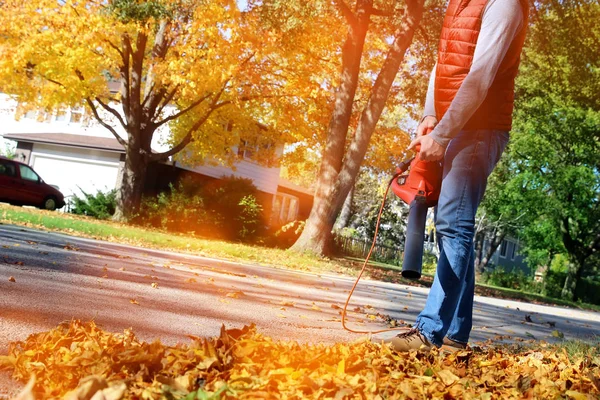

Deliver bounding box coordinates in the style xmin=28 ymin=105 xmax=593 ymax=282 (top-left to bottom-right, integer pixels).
xmin=1 ymin=223 xmax=599 ymax=395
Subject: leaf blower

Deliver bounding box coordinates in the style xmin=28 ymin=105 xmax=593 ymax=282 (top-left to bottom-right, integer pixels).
xmin=341 ymin=131 xmax=443 ymax=335
xmin=390 ymin=150 xmax=443 ymax=280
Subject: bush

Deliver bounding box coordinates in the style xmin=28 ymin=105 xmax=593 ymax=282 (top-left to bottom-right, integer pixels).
xmin=137 ymin=176 xmax=265 ymax=242
xmin=70 ymin=188 xmax=117 ymax=219
xmin=480 ymin=267 xmax=539 ymax=292
xmin=544 ymin=269 xmax=600 ymax=305
xmin=268 ymin=220 xmax=305 ymax=248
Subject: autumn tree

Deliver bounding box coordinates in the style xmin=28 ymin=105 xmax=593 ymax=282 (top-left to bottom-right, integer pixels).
xmin=272 ymin=0 xmax=428 ymax=256
xmin=0 ymin=0 xmax=330 ymax=220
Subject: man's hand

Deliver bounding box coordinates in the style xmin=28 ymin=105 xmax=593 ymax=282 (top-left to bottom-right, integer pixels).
xmin=417 ymin=115 xmax=438 ymax=138
xmin=408 ymin=135 xmax=446 ymax=161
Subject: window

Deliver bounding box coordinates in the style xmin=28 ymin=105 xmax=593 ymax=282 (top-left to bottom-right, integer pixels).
xmin=237 ymin=139 xmax=274 ymax=162
xmin=18 ymin=165 xmax=39 ymax=182
xmin=0 ymin=160 xmax=16 ymax=177
xmin=36 ymin=111 xmax=53 ymax=122
xmin=55 ymin=110 xmax=67 ymax=122
xmin=499 ymin=240 xmax=508 ymax=258
xmin=23 ymin=109 xmax=37 ymax=119
xmin=271 ymin=194 xmax=299 ymax=225
xmin=70 ymin=109 xmax=83 ymax=123
xmin=511 ymin=242 xmax=518 ymax=260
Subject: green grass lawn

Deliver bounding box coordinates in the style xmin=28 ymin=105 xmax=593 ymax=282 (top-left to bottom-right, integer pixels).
xmin=0 ymin=204 xmax=345 ymax=274
xmin=2 ymin=204 xmax=598 ymax=312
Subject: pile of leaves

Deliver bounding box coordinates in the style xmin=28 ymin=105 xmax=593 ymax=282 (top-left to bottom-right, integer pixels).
xmin=1 ymin=321 xmax=599 ymax=399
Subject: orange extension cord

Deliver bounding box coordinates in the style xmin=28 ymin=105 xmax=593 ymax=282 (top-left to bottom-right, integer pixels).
xmin=341 ymin=171 xmax=413 ymax=336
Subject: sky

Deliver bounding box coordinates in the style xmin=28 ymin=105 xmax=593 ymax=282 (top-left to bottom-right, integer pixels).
xmin=236 ymin=0 xmax=248 ymax=11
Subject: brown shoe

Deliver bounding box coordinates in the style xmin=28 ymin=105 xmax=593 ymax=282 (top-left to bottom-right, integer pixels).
xmin=390 ymin=328 xmax=432 ymax=352
xmin=441 ymin=337 xmax=467 ymax=353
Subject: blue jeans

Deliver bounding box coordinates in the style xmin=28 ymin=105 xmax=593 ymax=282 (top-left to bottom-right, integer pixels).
xmin=415 ymin=129 xmax=509 ymax=346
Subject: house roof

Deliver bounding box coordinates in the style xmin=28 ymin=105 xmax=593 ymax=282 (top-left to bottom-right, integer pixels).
xmin=2 ymin=133 xmax=125 ymax=153
xmin=277 ymin=177 xmax=314 ymax=197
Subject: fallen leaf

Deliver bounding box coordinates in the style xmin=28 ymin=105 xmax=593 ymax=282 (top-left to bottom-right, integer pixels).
xmin=8 ymin=276 xmax=16 ymax=282
xmin=437 ymin=369 xmax=459 ymax=386
xmin=129 ymin=299 xmax=139 ymax=305
xmin=226 ymin=291 xmax=244 ymax=299
xmin=151 ymin=282 xmax=158 ymax=289
xmin=551 ymin=330 xmax=565 ymax=339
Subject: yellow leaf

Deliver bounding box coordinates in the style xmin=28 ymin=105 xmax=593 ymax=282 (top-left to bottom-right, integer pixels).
xmin=437 ymin=369 xmax=459 ymax=386
xmin=565 ymin=390 xmax=590 ymax=400
xmin=337 ymin=359 xmax=345 ymax=375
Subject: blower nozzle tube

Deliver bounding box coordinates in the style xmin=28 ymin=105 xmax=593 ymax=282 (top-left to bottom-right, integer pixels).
xmin=401 ymin=199 xmax=428 ymax=280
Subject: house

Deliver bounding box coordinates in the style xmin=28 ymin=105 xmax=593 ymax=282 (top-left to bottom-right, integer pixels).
xmin=0 ymin=94 xmax=312 ymax=226
xmin=479 ymin=235 xmax=530 ymax=273
xmin=491 ymin=237 xmax=530 ymax=273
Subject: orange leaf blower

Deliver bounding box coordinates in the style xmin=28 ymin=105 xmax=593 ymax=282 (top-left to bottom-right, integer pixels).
xmin=341 ymin=134 xmax=444 ymax=335
xmin=390 ymin=145 xmax=443 ymax=279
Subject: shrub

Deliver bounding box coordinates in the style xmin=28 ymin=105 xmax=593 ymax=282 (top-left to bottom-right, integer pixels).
xmin=137 ymin=176 xmax=265 ymax=242
xmin=544 ymin=269 xmax=600 ymax=305
xmin=480 ymin=267 xmax=538 ymax=292
xmin=70 ymin=188 xmax=116 ymax=219
xmin=269 ymin=220 xmax=305 ymax=248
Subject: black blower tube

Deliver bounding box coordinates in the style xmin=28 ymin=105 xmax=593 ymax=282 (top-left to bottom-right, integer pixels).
xmin=402 ymin=199 xmax=428 ymax=280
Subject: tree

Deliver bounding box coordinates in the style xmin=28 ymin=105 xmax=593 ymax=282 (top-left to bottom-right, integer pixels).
xmin=479 ymin=0 xmax=600 ymax=300
xmin=288 ymin=0 xmax=432 ymax=256
xmin=0 ymin=0 xmax=330 ymax=219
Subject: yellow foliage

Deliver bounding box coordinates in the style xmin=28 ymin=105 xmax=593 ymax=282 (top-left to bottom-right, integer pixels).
xmin=1 ymin=321 xmax=599 ymax=399
xmin=0 ymin=0 xmax=337 ymax=168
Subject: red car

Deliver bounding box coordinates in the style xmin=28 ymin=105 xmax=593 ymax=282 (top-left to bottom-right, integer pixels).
xmin=0 ymin=156 xmax=65 ymax=210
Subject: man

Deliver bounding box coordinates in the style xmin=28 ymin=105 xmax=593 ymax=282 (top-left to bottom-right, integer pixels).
xmin=391 ymin=0 xmax=529 ymax=352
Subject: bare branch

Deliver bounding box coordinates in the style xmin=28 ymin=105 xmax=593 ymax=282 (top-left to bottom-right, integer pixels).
xmin=103 ymin=38 xmax=124 ymax=58
xmin=334 ymin=0 xmax=357 ymax=26
xmin=154 ymin=85 xmax=180 ymax=118
xmin=120 ymin=34 xmax=132 ymax=116
xmin=370 ymin=7 xmax=394 ymax=17
xmin=153 ymin=93 xmax=212 ymax=130
xmin=84 ymin=98 xmax=128 ymax=148
xmin=141 ymin=82 xmax=156 ymax=108
xmin=150 ymin=85 xmax=228 ymax=162
xmin=95 ymin=97 xmax=128 ymax=130
xmin=40 ymin=74 xmax=66 ymax=88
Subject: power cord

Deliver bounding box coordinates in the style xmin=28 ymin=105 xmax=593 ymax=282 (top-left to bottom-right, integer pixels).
xmin=341 ymin=158 xmax=415 ymax=335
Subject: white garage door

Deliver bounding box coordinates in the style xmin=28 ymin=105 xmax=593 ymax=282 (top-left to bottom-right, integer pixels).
xmin=31 ymin=155 xmax=119 ymax=199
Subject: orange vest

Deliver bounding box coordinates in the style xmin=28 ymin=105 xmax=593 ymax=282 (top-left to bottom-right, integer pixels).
xmin=434 ymin=0 xmax=529 ymax=130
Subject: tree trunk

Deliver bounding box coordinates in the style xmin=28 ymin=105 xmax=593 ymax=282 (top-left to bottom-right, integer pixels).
xmin=474 ymin=230 xmax=485 ymax=272
xmin=334 ymin=184 xmax=354 ymax=230
xmin=291 ymin=0 xmax=425 ymax=256
xmin=477 ymin=230 xmax=506 ymax=273
xmin=561 ymin=257 xmax=583 ymax=301
xmin=113 ymin=141 xmax=148 ymax=221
